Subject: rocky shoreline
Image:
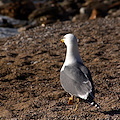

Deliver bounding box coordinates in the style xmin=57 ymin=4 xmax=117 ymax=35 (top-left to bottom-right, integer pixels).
xmin=0 ymin=0 xmax=120 ymax=38
xmin=0 ymin=0 xmax=120 ymax=32
xmin=0 ymin=17 xmax=120 ymax=119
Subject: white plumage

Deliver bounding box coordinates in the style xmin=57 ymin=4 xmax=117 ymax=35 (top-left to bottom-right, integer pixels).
xmin=60 ymin=34 xmax=100 ymax=109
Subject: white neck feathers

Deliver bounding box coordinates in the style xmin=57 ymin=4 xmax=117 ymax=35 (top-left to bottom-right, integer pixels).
xmin=61 ymin=43 xmax=83 ymax=71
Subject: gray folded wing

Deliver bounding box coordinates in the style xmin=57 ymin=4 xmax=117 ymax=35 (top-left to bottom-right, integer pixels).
xmin=60 ymin=62 xmax=94 ymax=99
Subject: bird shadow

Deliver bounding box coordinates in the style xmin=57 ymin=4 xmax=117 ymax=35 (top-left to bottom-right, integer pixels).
xmin=102 ymin=108 xmax=120 ymax=116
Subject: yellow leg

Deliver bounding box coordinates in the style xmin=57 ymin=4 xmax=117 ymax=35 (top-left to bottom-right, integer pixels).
xmin=74 ymin=98 xmax=80 ymax=111
xmin=68 ymin=96 xmax=74 ymax=105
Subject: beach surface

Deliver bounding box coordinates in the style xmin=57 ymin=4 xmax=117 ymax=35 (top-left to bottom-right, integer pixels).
xmin=0 ymin=18 xmax=120 ymax=119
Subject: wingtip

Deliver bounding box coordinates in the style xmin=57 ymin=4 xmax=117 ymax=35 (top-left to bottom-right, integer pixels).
xmin=95 ymin=103 xmax=100 ymax=109
xmin=89 ymin=100 xmax=100 ymax=109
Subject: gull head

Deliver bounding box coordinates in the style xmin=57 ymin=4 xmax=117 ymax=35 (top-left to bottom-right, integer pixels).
xmin=61 ymin=34 xmax=77 ymax=46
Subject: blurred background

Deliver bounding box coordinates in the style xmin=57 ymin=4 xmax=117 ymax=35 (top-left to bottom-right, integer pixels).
xmin=0 ymin=0 xmax=120 ymax=38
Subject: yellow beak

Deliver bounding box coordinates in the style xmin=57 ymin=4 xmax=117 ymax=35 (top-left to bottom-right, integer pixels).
xmin=61 ymin=39 xmax=64 ymax=43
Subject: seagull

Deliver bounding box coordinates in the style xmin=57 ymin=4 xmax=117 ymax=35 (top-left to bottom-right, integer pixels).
xmin=60 ymin=34 xmax=100 ymax=110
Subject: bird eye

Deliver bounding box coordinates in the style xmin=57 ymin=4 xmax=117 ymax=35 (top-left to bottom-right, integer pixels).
xmin=63 ymin=37 xmax=66 ymax=39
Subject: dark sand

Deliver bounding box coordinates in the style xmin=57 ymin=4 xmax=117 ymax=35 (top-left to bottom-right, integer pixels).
xmin=0 ymin=18 xmax=120 ymax=119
